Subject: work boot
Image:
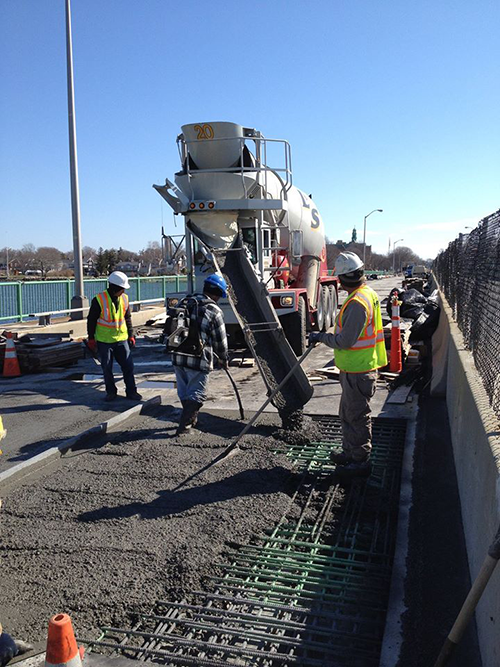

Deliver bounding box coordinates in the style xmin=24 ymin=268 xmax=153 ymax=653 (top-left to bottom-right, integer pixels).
xmin=126 ymin=391 xmax=143 ymax=401
xmin=176 ymin=400 xmax=202 ymax=435
xmin=104 ymin=392 xmax=118 ymax=402
xmin=329 ymin=450 xmax=353 ymax=466
xmin=188 ymin=400 xmax=203 ymax=427
xmin=336 ymin=458 xmax=372 ymax=480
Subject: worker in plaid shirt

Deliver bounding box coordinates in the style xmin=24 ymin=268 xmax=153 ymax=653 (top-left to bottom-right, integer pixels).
xmin=172 ymin=274 xmax=228 ymax=435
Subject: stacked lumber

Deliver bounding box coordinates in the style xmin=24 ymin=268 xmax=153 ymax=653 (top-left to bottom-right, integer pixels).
xmin=0 ymin=334 xmax=83 ymax=373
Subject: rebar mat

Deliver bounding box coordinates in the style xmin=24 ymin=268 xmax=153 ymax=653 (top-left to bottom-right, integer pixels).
xmin=82 ymin=416 xmax=407 ymax=666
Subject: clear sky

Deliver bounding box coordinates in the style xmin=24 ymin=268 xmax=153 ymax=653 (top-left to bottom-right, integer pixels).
xmin=1 ymin=0 xmax=499 ymax=259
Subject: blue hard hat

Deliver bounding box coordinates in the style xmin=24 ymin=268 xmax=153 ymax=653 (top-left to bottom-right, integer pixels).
xmin=204 ymin=273 xmax=228 ymax=298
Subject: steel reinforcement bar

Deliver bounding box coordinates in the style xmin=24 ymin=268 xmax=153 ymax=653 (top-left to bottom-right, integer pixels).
xmin=81 ymin=416 xmax=406 ymax=666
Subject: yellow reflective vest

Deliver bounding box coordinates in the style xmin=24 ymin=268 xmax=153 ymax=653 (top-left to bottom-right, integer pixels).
xmin=334 ymin=284 xmax=387 ymax=373
xmin=94 ymin=291 xmax=129 ymax=343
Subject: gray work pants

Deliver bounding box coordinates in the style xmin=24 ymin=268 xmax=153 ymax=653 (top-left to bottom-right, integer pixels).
xmin=339 ymin=370 xmax=377 ymax=461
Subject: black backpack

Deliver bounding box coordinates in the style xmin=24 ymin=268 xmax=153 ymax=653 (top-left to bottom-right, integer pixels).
xmin=164 ymin=296 xmax=209 ymax=355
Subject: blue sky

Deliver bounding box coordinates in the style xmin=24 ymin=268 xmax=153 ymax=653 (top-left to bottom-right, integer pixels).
xmin=1 ymin=0 xmax=499 ymax=259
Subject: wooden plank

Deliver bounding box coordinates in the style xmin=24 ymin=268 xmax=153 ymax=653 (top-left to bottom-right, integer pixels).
xmin=387 ymin=384 xmax=413 ymax=404
xmin=315 ymin=366 xmax=341 ymax=378
xmin=379 ymin=371 xmax=400 ymax=380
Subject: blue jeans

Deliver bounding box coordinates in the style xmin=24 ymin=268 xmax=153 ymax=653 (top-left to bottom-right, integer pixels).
xmin=174 ymin=366 xmax=209 ymax=404
xmin=97 ymin=340 xmax=137 ymax=396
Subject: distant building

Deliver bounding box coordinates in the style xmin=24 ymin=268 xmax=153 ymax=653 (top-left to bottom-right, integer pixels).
xmin=115 ymin=261 xmax=140 ymax=274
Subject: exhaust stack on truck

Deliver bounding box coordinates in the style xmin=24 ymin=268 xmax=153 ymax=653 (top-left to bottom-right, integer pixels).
xmin=154 ymin=122 xmax=337 ymax=413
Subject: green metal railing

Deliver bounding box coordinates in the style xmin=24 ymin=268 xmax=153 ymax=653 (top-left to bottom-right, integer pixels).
xmin=0 ymin=276 xmax=187 ymax=323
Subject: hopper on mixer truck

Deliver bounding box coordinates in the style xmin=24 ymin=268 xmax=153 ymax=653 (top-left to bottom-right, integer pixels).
xmin=154 ymin=121 xmax=338 ymax=356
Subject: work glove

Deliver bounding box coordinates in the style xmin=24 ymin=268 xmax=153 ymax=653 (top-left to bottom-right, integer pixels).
xmin=308 ymin=332 xmax=322 ymax=346
xmin=87 ymin=338 xmax=97 ymax=353
xmin=128 ymin=337 xmax=136 ymax=348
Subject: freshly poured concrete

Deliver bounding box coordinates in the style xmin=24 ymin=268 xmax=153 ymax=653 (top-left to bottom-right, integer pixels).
xmin=0 ymin=408 xmax=300 ymax=642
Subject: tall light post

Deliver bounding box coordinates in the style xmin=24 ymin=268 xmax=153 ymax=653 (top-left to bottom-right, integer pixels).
xmin=65 ymin=0 xmax=88 ymax=319
xmin=393 ymin=238 xmax=403 ymax=274
xmin=362 ymin=209 xmax=383 ymax=266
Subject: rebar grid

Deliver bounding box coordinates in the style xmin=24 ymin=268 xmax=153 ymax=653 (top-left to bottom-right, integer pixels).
xmin=82 ymin=416 xmax=406 ymax=666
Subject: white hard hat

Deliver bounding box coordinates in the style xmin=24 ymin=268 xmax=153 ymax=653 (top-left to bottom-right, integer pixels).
xmin=108 ymin=271 xmax=130 ymax=289
xmin=335 ymin=251 xmax=364 ymax=276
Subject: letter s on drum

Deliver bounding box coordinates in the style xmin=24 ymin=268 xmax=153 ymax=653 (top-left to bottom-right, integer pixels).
xmin=311 ymin=209 xmax=321 ymax=229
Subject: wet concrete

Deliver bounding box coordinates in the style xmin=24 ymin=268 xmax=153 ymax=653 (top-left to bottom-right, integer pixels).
xmin=0 ymin=408 xmax=300 ymax=643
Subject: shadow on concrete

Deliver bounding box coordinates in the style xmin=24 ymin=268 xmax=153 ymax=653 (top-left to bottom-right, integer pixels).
xmin=398 ymin=395 xmax=482 ymax=667
xmin=76 ymin=466 xmax=295 ymax=522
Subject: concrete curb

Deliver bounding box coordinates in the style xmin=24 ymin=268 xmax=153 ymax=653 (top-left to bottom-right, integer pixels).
xmin=0 ymin=395 xmax=162 ymax=488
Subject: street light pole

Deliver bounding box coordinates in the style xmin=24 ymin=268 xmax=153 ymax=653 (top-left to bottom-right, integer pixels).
xmin=393 ymin=238 xmax=404 ymax=274
xmin=363 ymin=209 xmax=383 ymax=266
xmin=65 ymin=0 xmax=88 ymax=319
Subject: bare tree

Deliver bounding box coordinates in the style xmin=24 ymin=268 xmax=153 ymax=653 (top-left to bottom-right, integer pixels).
xmin=81 ymin=245 xmax=96 ymax=259
xmin=15 ymin=244 xmax=37 ymax=272
xmin=36 ymin=246 xmax=63 ymax=277
xmin=139 ymin=241 xmax=162 ymax=266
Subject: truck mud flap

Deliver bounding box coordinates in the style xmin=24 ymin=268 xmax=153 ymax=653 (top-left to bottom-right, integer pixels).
xmin=214 ymin=240 xmax=313 ymax=413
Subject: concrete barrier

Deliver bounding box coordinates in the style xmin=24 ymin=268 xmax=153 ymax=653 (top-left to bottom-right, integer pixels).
xmin=433 ymin=289 xmax=500 ymax=667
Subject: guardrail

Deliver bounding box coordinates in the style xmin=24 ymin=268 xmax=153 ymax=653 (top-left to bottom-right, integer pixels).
xmin=0 ymin=276 xmax=188 ymax=324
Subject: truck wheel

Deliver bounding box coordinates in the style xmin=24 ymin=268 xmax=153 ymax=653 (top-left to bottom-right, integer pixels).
xmin=316 ymin=287 xmax=325 ymax=331
xmin=322 ymin=286 xmax=332 ymax=331
xmin=282 ymin=296 xmax=308 ymax=356
xmin=329 ymin=285 xmax=338 ymax=324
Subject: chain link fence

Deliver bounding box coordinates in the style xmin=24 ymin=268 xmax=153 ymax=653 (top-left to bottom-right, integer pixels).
xmin=433 ymin=208 xmax=500 ymax=418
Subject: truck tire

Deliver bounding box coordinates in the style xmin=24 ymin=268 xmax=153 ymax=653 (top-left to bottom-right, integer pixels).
xmin=329 ymin=284 xmax=338 ymax=325
xmin=282 ymin=296 xmax=308 ymax=356
xmin=316 ymin=286 xmax=325 ymax=331
xmin=323 ymin=286 xmax=332 ymax=331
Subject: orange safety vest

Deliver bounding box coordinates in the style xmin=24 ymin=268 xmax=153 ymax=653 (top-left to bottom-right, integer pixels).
xmin=94 ymin=291 xmax=129 ymax=343
xmin=334 ymin=284 xmax=387 ymax=373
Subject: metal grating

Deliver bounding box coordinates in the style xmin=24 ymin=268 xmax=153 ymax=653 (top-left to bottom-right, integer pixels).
xmin=82 ymin=416 xmax=406 ymax=666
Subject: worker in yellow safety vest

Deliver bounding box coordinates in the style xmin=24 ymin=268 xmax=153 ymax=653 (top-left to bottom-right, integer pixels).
xmin=309 ymin=252 xmax=387 ymax=479
xmin=87 ymin=271 xmax=142 ymax=402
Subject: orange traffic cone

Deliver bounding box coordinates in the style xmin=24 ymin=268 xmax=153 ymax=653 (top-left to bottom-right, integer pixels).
xmin=45 ymin=614 xmax=84 ymax=667
xmin=389 ymin=296 xmax=402 ymax=373
xmin=3 ymin=333 xmax=21 ymax=378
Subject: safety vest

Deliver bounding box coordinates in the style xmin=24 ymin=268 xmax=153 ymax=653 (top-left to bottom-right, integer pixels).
xmin=334 ymin=284 xmax=387 ymax=373
xmin=95 ymin=291 xmax=129 ymax=343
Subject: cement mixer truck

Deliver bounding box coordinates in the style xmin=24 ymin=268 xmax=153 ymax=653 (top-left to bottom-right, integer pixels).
xmin=154 ymin=122 xmax=341 ymax=414
xmin=154 ymin=122 xmax=338 ymax=356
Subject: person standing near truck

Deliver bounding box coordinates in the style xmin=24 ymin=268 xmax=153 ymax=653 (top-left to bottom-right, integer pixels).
xmin=87 ymin=271 xmax=142 ymax=402
xmin=172 ymin=274 xmax=229 ymax=435
xmin=309 ymin=252 xmax=387 ymax=478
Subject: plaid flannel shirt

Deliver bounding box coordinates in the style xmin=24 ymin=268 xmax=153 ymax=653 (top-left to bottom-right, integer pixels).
xmin=172 ymin=293 xmax=228 ymax=372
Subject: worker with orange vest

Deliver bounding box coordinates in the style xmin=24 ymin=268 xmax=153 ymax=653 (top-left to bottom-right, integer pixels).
xmin=87 ymin=271 xmax=142 ymax=402
xmin=309 ymin=252 xmax=387 ymax=478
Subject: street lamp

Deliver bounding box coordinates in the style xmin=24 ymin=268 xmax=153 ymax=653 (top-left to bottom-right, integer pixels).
xmin=393 ymin=239 xmax=404 ymax=274
xmin=363 ymin=209 xmax=383 ymax=266
xmin=65 ymin=0 xmax=88 ymax=319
